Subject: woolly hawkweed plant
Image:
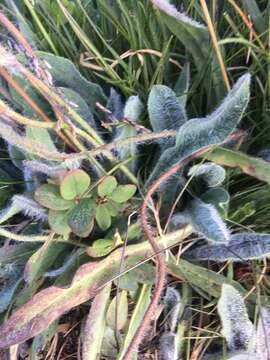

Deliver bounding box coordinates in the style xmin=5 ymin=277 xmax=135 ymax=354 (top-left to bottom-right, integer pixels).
xmin=215 ymin=284 xmax=270 ymax=360
xmin=1 ymin=7 xmax=270 ymax=360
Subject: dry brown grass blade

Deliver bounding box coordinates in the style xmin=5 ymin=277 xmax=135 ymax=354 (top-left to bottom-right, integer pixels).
xmin=80 ymin=48 xmax=181 ymax=71
xmin=199 ymin=0 xmax=230 ymax=91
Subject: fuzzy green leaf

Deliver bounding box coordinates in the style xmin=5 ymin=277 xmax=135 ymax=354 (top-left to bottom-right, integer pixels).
xmin=148 ymin=85 xmax=187 ymax=133
xmin=123 ymin=95 xmax=144 ymax=122
xmin=95 ymin=204 xmax=112 ymax=230
xmin=188 ymin=232 xmax=270 ymax=262
xmin=98 ymin=176 xmax=118 ymax=197
xmin=148 ymin=74 xmax=250 ymax=185
xmin=60 ymin=169 xmax=90 ymax=200
xmin=201 ymin=187 xmax=230 ymax=217
xmin=187 ymin=199 xmax=230 ymax=243
xmin=218 ymin=284 xmax=253 ymax=351
xmin=26 ymin=126 xmax=57 ymax=153
xmin=188 ymin=162 xmax=226 ymax=187
xmin=68 ymin=198 xmax=95 ymax=237
xmin=35 ymin=184 xmax=74 ymax=210
xmin=108 ymin=184 xmax=136 ymax=203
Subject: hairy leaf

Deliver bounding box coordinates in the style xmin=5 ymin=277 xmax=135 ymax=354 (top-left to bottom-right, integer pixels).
xmin=187 ymin=199 xmax=230 ymax=243
xmin=151 ymin=0 xmax=225 ymax=101
xmin=188 ymin=162 xmax=226 ymax=187
xmin=159 ymin=332 xmax=178 ymax=360
xmin=148 ymin=74 xmax=250 ymax=184
xmin=163 ymin=287 xmax=182 ymax=333
xmin=201 ymin=187 xmax=230 ymax=217
xmin=124 ymin=95 xmax=144 ymax=122
xmin=26 ymin=126 xmax=57 ymax=153
xmin=253 ymin=306 xmax=270 ymax=358
xmin=188 ymin=232 xmax=270 ymax=262
xmin=218 ymin=284 xmax=253 ymax=351
xmin=106 ymin=87 xmax=124 ymax=121
xmin=148 ymin=85 xmax=187 ymax=132
xmin=114 ymin=95 xmax=143 ymax=171
xmin=12 ymin=195 xmax=47 ymax=221
xmin=175 ymin=75 xmax=250 ymax=152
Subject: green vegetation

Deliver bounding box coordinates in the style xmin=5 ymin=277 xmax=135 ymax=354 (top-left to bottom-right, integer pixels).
xmin=0 ymin=1 xmax=269 ymax=359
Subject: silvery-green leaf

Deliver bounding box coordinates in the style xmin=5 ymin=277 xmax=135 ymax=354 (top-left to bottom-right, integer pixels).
xmin=257 ymin=149 xmax=270 ymax=162
xmin=188 ymin=232 xmax=270 ymax=262
xmin=159 ymin=332 xmax=178 ymax=360
xmin=253 ymin=306 xmax=270 ymax=358
xmin=225 ymin=353 xmax=251 ymax=360
xmin=148 ymin=74 xmax=250 ymax=185
xmin=114 ymin=96 xmax=143 ymax=172
xmin=187 ymin=199 xmax=230 ymax=243
xmin=106 ymin=87 xmax=124 ymax=121
xmin=159 ymin=174 xmax=186 ymax=215
xmin=175 ymin=74 xmax=250 ymax=152
xmin=148 ymin=85 xmax=187 ymax=132
xmin=123 ymin=95 xmax=144 ymax=122
xmin=218 ymin=284 xmax=253 ymax=351
xmin=201 ymin=187 xmax=230 ymax=217
xmin=12 ymin=195 xmax=47 ymax=221
xmin=163 ymin=287 xmax=182 ymax=332
xmin=188 ymin=162 xmax=226 ymax=187
xmin=0 ymin=265 xmax=21 ymax=313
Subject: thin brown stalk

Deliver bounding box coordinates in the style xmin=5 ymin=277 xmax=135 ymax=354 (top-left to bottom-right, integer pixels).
xmin=227 ymin=0 xmax=264 ymax=50
xmin=200 ymin=0 xmax=230 ymax=91
xmin=0 ymin=12 xmax=34 ymax=56
xmin=122 ymin=131 xmax=243 ymax=358
xmin=122 ymin=147 xmax=214 ymax=359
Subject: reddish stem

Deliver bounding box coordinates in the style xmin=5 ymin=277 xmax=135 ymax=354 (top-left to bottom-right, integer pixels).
xmin=122 ymin=134 xmax=242 ymax=359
